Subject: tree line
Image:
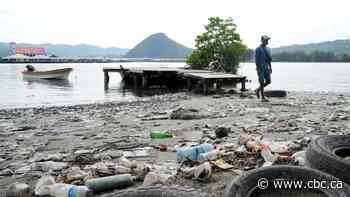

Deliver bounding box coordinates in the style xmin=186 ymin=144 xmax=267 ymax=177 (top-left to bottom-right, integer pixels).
xmin=242 ymin=49 xmax=350 ymax=62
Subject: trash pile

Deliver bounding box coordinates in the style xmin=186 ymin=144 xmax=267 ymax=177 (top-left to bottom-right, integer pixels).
xmin=32 ymin=156 xmax=152 ymax=196
xmin=2 ymin=130 xmax=311 ymax=197
xmin=174 ymin=134 xmax=310 ymax=181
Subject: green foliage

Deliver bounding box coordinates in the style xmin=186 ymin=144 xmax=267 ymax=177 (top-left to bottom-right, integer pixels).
xmin=273 ymin=50 xmax=350 ymax=62
xmin=187 ymin=17 xmax=247 ymax=73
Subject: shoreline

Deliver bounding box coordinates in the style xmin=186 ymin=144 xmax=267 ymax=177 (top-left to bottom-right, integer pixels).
xmin=1 ymin=90 xmax=349 ymax=195
xmin=0 ymin=90 xmax=348 ymax=111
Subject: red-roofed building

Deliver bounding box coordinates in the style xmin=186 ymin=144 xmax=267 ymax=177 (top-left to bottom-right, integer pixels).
xmin=15 ymin=47 xmax=46 ymax=56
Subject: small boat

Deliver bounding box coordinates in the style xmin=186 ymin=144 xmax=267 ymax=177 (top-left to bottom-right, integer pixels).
xmin=22 ymin=68 xmax=73 ymax=80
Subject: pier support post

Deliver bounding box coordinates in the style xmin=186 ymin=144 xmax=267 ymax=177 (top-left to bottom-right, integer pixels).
xmin=104 ymin=71 xmax=110 ymax=90
xmin=187 ymin=78 xmax=191 ymax=91
xmin=133 ymin=75 xmax=138 ymax=89
xmin=142 ymin=75 xmax=148 ymax=89
xmin=240 ymin=77 xmax=246 ymax=91
xmin=202 ymin=79 xmax=208 ymax=95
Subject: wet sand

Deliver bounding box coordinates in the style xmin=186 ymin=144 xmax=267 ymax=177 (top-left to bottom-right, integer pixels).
xmin=0 ymin=90 xmax=349 ymax=196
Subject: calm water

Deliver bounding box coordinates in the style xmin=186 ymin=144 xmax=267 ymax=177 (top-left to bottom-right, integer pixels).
xmin=0 ymin=62 xmax=349 ymax=109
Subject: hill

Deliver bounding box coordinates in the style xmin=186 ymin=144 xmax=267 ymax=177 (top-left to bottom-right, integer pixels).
xmin=124 ymin=33 xmax=193 ymax=58
xmin=272 ymin=39 xmax=350 ymax=55
xmin=0 ymin=42 xmax=128 ymax=57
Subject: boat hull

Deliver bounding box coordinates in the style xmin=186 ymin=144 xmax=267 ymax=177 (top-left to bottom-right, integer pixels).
xmin=22 ymin=68 xmax=72 ymax=80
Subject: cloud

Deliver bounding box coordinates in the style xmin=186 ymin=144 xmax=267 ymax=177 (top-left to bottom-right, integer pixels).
xmin=1 ymin=0 xmax=350 ymax=48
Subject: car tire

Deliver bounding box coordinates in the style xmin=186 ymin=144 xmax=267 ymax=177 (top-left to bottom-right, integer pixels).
xmin=105 ymin=185 xmax=212 ymax=197
xmin=264 ymin=90 xmax=287 ymax=98
xmin=223 ymin=165 xmax=350 ymax=197
xmin=306 ymin=135 xmax=350 ymax=184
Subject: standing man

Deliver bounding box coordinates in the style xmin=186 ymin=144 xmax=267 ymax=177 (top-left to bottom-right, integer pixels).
xmin=255 ymin=35 xmax=272 ymax=102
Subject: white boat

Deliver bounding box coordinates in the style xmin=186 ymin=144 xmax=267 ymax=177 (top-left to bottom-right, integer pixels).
xmin=22 ymin=68 xmax=72 ymax=80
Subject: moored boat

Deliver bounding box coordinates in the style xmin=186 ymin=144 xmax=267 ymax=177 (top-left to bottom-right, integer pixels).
xmin=22 ymin=68 xmax=73 ymax=80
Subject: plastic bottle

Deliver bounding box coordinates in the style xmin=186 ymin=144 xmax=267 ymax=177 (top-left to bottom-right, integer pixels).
xmin=260 ymin=143 xmax=275 ymax=163
xmin=6 ymin=183 xmax=31 ymax=197
xmin=198 ymin=150 xmax=219 ymax=163
xmin=150 ymin=132 xmax=172 ymax=139
xmin=86 ymin=174 xmax=134 ymax=192
xmin=49 ymin=184 xmax=93 ymax=197
xmin=176 ymin=144 xmax=213 ymax=163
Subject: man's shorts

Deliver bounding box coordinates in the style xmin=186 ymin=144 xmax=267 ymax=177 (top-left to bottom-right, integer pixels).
xmin=257 ymin=66 xmax=271 ymax=84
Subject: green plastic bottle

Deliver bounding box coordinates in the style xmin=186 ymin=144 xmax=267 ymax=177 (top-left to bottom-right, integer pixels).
xmin=150 ymin=132 xmax=172 ymax=139
xmin=86 ymin=174 xmax=134 ymax=192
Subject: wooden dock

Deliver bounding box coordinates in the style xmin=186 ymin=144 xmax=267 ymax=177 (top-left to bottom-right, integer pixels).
xmin=103 ymin=66 xmax=246 ymax=94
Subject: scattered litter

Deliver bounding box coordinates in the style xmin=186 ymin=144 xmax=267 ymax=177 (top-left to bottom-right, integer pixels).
xmin=150 ymin=131 xmax=172 ymax=139
xmin=176 ymin=144 xmax=214 ymax=163
xmin=85 ymin=174 xmax=134 ymax=192
xmin=194 ymin=162 xmax=212 ymax=180
xmin=6 ymin=183 xmax=31 ymax=197
xmin=142 ymin=172 xmax=171 ymax=186
xmin=292 ymin=151 xmax=306 ymax=166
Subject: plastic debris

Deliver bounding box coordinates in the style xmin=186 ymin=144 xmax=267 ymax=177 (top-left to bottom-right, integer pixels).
xmin=142 ymin=172 xmax=171 ymax=186
xmin=292 ymin=151 xmax=306 ymax=166
xmin=85 ymin=174 xmax=134 ymax=192
xmin=50 ymin=184 xmax=92 ymax=197
xmin=6 ymin=183 xmax=31 ymax=197
xmin=66 ymin=166 xmax=89 ymax=182
xmin=35 ymin=176 xmax=56 ymax=196
xmin=176 ymin=144 xmax=213 ymax=163
xmin=194 ymin=162 xmax=212 ymax=180
xmin=198 ymin=150 xmax=220 ymax=163
xmin=150 ymin=132 xmax=172 ymax=139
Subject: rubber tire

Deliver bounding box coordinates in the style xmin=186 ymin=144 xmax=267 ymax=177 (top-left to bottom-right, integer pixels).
xmin=306 ymin=135 xmax=350 ymax=184
xmin=223 ymin=165 xmax=350 ymax=197
xmin=105 ymin=185 xmax=212 ymax=197
xmin=264 ymin=90 xmax=287 ymax=98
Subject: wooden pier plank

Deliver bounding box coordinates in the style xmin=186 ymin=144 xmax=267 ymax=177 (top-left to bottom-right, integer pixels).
xmin=103 ymin=66 xmax=247 ymax=92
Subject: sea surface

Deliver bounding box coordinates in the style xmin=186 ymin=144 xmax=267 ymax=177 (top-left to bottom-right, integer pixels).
xmin=0 ymin=62 xmax=349 ymax=109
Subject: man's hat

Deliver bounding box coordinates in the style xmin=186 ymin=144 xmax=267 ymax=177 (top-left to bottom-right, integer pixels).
xmin=261 ymin=35 xmax=271 ymax=41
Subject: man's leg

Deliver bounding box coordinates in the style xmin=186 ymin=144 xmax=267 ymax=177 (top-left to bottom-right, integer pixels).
xmin=256 ymin=69 xmax=263 ymax=99
xmin=261 ymin=69 xmax=271 ymax=102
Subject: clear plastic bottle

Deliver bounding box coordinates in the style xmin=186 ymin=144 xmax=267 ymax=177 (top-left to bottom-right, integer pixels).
xmin=49 ymin=184 xmax=93 ymax=197
xmin=260 ymin=143 xmax=275 ymax=163
xmin=198 ymin=150 xmax=219 ymax=163
xmin=176 ymin=144 xmax=214 ymax=163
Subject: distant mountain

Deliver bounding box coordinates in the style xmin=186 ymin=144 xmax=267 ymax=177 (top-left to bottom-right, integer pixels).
xmin=272 ymin=39 xmax=350 ymax=55
xmin=124 ymin=33 xmax=193 ymax=58
xmin=0 ymin=42 xmax=129 ymax=57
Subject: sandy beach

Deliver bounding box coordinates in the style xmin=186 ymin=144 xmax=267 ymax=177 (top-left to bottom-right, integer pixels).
xmin=1 ymin=90 xmax=350 ymax=196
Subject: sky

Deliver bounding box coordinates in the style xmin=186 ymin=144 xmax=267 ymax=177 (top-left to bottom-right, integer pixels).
xmin=1 ymin=0 xmax=350 ymax=49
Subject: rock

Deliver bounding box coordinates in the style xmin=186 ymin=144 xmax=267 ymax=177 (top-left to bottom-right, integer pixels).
xmin=215 ymin=127 xmax=231 ymax=138
xmin=170 ymin=107 xmax=207 ymax=120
